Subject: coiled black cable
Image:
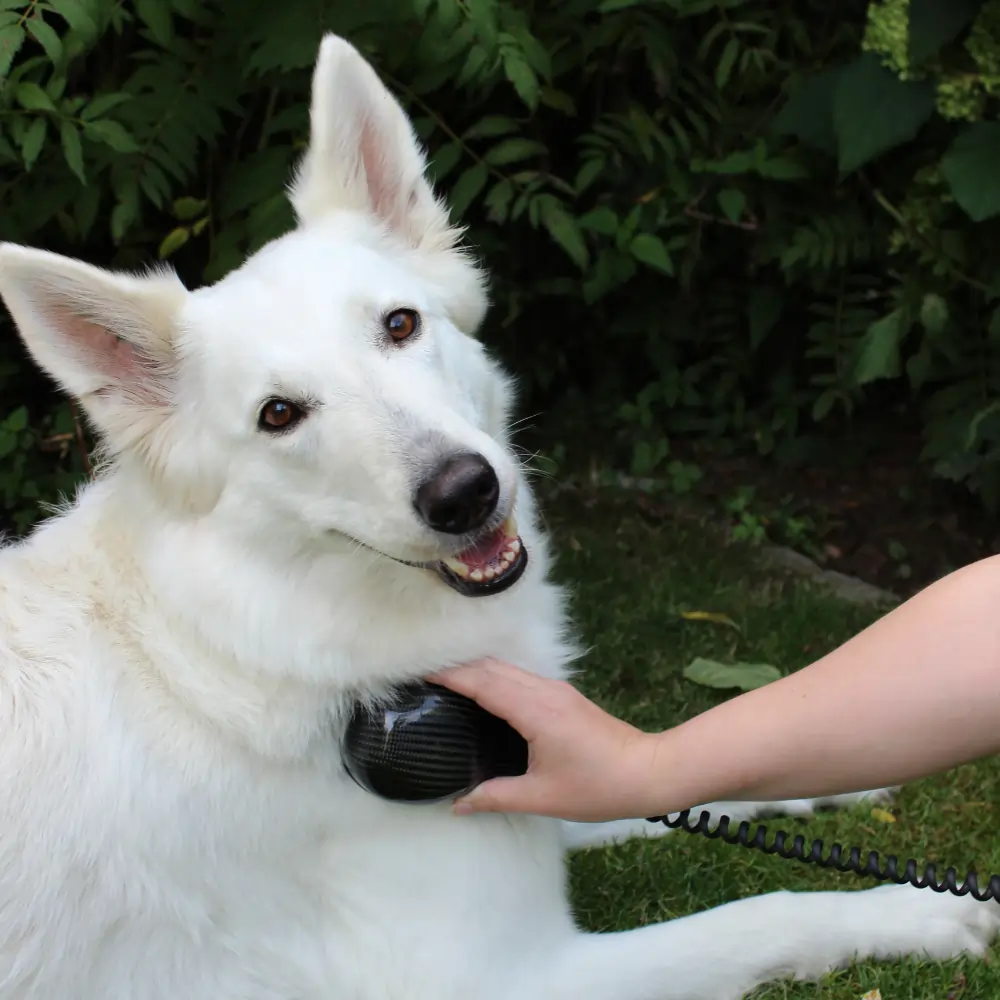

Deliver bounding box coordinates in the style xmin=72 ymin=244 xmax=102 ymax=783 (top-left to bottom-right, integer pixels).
xmin=647 ymin=808 xmax=1000 ymax=904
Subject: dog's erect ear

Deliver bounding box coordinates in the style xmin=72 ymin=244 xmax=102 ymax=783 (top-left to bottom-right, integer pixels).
xmin=289 ymin=34 xmax=456 ymax=251
xmin=0 ymin=243 xmax=185 ymax=444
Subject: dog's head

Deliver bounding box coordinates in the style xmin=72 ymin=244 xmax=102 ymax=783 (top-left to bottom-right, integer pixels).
xmin=0 ymin=36 xmax=530 ymax=600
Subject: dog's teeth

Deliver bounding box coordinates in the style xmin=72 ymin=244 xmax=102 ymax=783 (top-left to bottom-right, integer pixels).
xmin=443 ymin=558 xmax=470 ymax=578
xmin=509 ymin=538 xmax=521 ymax=554
xmin=470 ymin=569 xmax=484 ymax=582
xmin=503 ymin=515 xmax=518 ymax=538
xmin=484 ymin=567 xmax=495 ymax=580
xmin=500 ymin=555 xmax=512 ymax=568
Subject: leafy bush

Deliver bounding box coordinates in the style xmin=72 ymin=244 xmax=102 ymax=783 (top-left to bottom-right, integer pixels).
xmin=0 ymin=0 xmax=998 ymax=531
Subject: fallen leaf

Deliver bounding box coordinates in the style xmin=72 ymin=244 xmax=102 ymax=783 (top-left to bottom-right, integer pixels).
xmin=683 ymin=657 xmax=781 ymax=691
xmin=679 ymin=610 xmax=741 ymax=632
xmin=860 ymin=990 xmax=882 ymax=1000
xmin=870 ymin=808 xmax=896 ymax=823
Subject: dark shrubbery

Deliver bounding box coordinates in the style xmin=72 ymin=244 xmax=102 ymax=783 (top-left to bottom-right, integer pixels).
xmin=0 ymin=0 xmax=998 ymax=529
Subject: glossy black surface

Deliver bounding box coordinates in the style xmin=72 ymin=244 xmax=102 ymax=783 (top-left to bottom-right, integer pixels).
xmin=342 ymin=681 xmax=529 ymax=803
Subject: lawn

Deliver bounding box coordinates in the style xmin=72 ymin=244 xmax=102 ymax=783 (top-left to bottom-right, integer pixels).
xmin=544 ymin=485 xmax=1000 ymax=1000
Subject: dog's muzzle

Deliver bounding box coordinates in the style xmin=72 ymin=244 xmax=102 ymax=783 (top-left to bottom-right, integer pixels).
xmin=412 ymin=452 xmax=528 ymax=598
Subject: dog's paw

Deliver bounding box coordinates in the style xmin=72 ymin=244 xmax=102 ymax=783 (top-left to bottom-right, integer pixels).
xmin=855 ymin=884 xmax=1000 ymax=963
xmin=812 ymin=786 xmax=900 ymax=810
xmin=760 ymin=787 xmax=900 ymax=820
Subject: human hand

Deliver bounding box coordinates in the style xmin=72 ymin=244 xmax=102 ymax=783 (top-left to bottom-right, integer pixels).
xmin=430 ymin=658 xmax=658 ymax=822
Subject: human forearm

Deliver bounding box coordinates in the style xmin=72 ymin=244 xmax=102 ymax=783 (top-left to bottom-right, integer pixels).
xmin=638 ymin=554 xmax=1000 ymax=816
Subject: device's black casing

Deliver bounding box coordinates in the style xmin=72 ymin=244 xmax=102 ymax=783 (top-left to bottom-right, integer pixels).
xmin=341 ymin=681 xmax=529 ymax=803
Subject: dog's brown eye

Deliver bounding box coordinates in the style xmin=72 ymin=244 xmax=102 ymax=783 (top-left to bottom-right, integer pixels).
xmin=258 ymin=399 xmax=304 ymax=432
xmin=385 ymin=308 xmax=419 ymax=342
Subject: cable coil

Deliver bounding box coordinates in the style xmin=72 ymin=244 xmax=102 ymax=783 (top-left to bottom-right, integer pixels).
xmin=647 ymin=809 xmax=1000 ymax=904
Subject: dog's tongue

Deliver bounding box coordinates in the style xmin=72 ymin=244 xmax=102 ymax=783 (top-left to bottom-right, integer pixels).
xmin=455 ymin=526 xmax=509 ymax=570
xmin=443 ymin=516 xmax=521 ymax=580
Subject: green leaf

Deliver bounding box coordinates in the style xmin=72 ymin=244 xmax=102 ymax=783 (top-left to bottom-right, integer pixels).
xmin=0 ymin=429 xmax=17 ymax=460
xmin=158 ymin=226 xmax=190 ymax=259
xmin=0 ymin=24 xmax=25 ymax=77
xmin=449 ymin=162 xmax=489 ymax=219
xmin=48 ymin=0 xmax=98 ymax=42
xmin=832 ymin=53 xmax=936 ymax=173
xmin=16 ymin=82 xmax=56 ymax=112
xmin=715 ymin=36 xmax=739 ymax=88
xmin=4 ymin=406 xmax=28 ymax=432
xmin=483 ymin=178 xmax=514 ymax=223
xmin=426 ymin=141 xmax=462 ymax=183
xmin=26 ymin=16 xmax=63 ymax=64
xmin=577 ymin=206 xmax=618 ymax=235
xmin=463 ymin=116 xmax=519 ymax=141
xmin=855 ymin=308 xmax=909 ymax=385
xmin=46 ymin=74 xmax=67 ymax=101
xmin=539 ymin=87 xmax=575 ymax=116
xmin=539 ymin=196 xmax=589 ymax=269
xmin=941 ymin=122 xmax=1000 ymax=222
xmin=111 ymin=181 xmax=139 ymax=243
xmin=83 ymin=118 xmax=139 ymax=153
xmin=502 ymin=50 xmax=539 ymax=109
xmin=770 ymin=66 xmax=843 ymax=154
xmin=135 ymin=0 xmax=173 ymax=47
xmin=919 ymin=293 xmax=949 ymax=337
xmin=483 ymin=138 xmax=546 ymax=165
xmin=694 ymin=148 xmax=756 ymax=174
xmin=81 ymin=93 xmax=132 ymax=121
xmin=465 ymin=0 xmax=498 ymax=47
xmin=683 ymin=657 xmax=782 ymax=691
xmin=21 ymin=117 xmax=47 ymax=170
xmin=630 ymin=233 xmax=674 ymax=275
xmin=756 ymin=156 xmax=808 ymax=180
xmin=908 ymin=0 xmax=983 ymax=63
xmin=716 ymin=187 xmax=745 ymax=223
xmin=59 ymin=120 xmax=85 ymax=183
xmin=574 ymin=156 xmax=604 ymax=194
xmin=965 ymin=400 xmax=1000 ymax=450
xmin=173 ymin=196 xmax=207 ymax=221
xmin=811 ymin=388 xmax=840 ymax=422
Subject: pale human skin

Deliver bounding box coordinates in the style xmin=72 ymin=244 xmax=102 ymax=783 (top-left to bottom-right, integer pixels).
xmin=433 ymin=554 xmax=1000 ymax=822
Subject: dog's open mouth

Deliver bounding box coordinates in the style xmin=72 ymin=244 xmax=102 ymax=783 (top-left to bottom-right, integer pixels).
xmin=434 ymin=516 xmax=527 ymax=597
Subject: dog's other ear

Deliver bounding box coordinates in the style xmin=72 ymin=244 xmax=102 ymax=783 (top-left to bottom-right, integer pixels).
xmin=289 ymin=34 xmax=456 ymax=252
xmin=0 ymin=243 xmax=185 ymax=446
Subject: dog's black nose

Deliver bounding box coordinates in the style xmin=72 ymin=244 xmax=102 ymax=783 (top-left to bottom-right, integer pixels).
xmin=414 ymin=452 xmax=500 ymax=535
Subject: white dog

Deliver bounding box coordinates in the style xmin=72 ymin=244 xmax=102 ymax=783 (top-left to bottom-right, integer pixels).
xmin=0 ymin=32 xmax=995 ymax=1000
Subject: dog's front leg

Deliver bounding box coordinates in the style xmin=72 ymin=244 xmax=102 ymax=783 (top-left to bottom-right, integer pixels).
xmin=559 ymin=788 xmax=898 ymax=852
xmin=532 ymin=884 xmax=1000 ymax=1000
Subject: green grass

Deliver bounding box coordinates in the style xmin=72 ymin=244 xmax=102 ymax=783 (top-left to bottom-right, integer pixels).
xmin=543 ymin=487 xmax=1000 ymax=1000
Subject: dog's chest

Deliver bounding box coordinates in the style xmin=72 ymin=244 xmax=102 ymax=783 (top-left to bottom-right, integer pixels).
xmin=15 ymin=735 xmax=572 ymax=1000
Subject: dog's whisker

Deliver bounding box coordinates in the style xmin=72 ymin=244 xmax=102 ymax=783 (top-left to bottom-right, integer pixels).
xmin=505 ymin=410 xmax=543 ymax=433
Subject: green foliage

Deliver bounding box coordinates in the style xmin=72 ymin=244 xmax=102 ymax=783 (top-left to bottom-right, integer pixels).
xmin=683 ymin=656 xmax=782 ymax=691
xmin=0 ymin=0 xmax=999 ymax=531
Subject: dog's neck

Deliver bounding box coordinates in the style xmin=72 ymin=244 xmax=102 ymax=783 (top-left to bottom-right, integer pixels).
xmin=31 ymin=471 xmax=360 ymax=760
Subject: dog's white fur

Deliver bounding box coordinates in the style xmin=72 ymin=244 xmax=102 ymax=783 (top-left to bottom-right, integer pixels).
xmin=0 ymin=34 xmax=996 ymax=1000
